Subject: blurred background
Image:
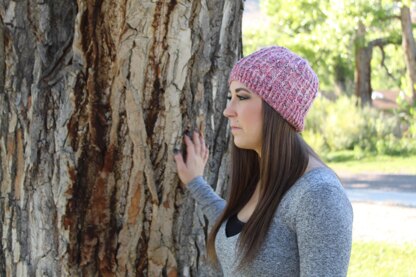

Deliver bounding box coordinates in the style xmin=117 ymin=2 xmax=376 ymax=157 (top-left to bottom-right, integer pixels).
xmin=242 ymin=0 xmax=416 ymax=276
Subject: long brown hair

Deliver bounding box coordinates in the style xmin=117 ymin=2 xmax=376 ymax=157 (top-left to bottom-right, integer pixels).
xmin=207 ymin=100 xmax=315 ymax=270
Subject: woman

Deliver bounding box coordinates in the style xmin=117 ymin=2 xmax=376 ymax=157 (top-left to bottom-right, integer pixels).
xmin=173 ymin=46 xmax=353 ymax=276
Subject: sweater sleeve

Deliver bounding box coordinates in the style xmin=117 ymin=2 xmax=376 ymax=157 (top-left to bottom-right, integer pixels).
xmin=295 ymin=183 xmax=353 ymax=277
xmin=186 ymin=176 xmax=227 ymax=224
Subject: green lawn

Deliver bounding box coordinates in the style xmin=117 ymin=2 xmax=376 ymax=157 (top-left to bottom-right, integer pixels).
xmin=325 ymin=152 xmax=416 ymax=174
xmin=349 ymin=241 xmax=416 ymax=277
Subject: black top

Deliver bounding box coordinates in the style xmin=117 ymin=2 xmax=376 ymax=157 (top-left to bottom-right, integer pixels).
xmin=225 ymin=213 xmax=246 ymax=237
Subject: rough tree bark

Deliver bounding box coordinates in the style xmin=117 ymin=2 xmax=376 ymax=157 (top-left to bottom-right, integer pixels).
xmin=400 ymin=5 xmax=416 ymax=103
xmin=354 ymin=21 xmax=373 ymax=106
xmin=0 ymin=0 xmax=243 ymax=276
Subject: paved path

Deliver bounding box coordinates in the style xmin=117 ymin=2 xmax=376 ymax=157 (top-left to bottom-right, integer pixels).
xmin=351 ymin=202 xmax=416 ymax=243
xmin=338 ymin=172 xmax=416 ymax=243
xmin=346 ymin=189 xmax=416 ymax=207
xmin=339 ymin=172 xmax=416 ymax=207
xmin=339 ymin=173 xmax=416 ymax=193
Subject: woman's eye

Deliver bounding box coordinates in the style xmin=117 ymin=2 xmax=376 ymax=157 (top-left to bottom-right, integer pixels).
xmin=237 ymin=95 xmax=248 ymax=100
xmin=227 ymin=95 xmax=249 ymax=101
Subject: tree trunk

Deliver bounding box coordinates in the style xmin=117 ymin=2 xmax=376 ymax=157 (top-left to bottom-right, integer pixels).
xmin=354 ymin=21 xmax=373 ymax=107
xmin=400 ymin=5 xmax=416 ymax=104
xmin=354 ymin=21 xmax=400 ymax=107
xmin=0 ymin=0 xmax=243 ymax=276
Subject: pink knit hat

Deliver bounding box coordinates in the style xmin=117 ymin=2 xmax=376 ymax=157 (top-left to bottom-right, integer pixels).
xmin=228 ymin=46 xmax=319 ymax=132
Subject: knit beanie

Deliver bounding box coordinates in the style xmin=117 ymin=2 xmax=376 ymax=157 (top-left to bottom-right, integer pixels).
xmin=228 ymin=46 xmax=319 ymax=132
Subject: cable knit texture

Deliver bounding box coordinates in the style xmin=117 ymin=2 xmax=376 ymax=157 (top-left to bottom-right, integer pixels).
xmin=228 ymin=46 xmax=319 ymax=132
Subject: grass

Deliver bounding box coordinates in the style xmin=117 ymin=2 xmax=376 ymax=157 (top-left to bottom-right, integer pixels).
xmin=324 ymin=151 xmax=416 ymax=174
xmin=348 ymin=241 xmax=416 ymax=277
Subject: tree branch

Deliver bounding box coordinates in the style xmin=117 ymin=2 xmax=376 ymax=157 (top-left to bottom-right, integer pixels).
xmin=369 ymin=36 xmax=400 ymax=48
xmin=376 ymin=44 xmax=401 ymax=86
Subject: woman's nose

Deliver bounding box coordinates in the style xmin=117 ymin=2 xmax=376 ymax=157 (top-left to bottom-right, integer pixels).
xmin=223 ymin=103 xmax=235 ymax=118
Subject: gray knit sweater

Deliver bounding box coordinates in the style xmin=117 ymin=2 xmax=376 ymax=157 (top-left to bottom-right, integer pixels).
xmin=187 ymin=167 xmax=353 ymax=276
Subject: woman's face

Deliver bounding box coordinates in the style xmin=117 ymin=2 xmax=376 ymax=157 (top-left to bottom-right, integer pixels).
xmin=223 ymin=81 xmax=263 ymax=155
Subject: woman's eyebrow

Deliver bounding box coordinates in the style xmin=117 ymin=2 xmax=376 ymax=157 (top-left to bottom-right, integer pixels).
xmin=235 ymin=88 xmax=251 ymax=94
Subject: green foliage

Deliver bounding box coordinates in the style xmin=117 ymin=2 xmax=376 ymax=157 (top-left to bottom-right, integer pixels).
xmin=395 ymin=91 xmax=416 ymax=138
xmin=371 ymin=44 xmax=406 ymax=90
xmin=303 ymin=95 xmax=416 ymax=158
xmin=327 ymin=153 xmax=416 ymax=174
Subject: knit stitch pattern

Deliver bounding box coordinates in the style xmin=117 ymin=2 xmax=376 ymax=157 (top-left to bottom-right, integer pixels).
xmin=228 ymin=46 xmax=319 ymax=132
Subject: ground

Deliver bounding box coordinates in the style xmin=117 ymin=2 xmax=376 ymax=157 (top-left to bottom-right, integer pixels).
xmin=352 ymin=202 xmax=416 ymax=243
xmin=339 ymin=172 xmax=416 ymax=243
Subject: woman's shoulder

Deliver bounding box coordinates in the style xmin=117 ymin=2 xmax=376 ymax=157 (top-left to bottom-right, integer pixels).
xmin=278 ymin=167 xmax=352 ymax=229
xmin=295 ymin=166 xmax=343 ymax=193
xmin=280 ymin=167 xmax=349 ymax=215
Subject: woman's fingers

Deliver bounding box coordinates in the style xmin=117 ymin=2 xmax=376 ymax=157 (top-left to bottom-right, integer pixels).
xmin=184 ymin=131 xmax=206 ymax=158
xmin=184 ymin=134 xmax=195 ymax=157
xmin=201 ymin=135 xmax=209 ymax=162
xmin=193 ymin=131 xmax=201 ymax=155
xmin=180 ymin=130 xmax=208 ymax=162
xmin=173 ymin=131 xmax=209 ymax=186
xmin=173 ymin=152 xmax=189 ymax=188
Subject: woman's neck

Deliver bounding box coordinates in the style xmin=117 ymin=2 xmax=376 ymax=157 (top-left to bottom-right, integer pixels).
xmin=305 ymin=155 xmax=325 ymax=173
xmin=237 ymin=181 xmax=261 ymax=223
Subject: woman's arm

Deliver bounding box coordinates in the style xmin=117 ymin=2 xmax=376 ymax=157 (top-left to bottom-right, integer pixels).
xmin=296 ymin=183 xmax=353 ymax=277
xmin=174 ymin=131 xmax=225 ymax=222
xmin=187 ymin=176 xmax=226 ymax=223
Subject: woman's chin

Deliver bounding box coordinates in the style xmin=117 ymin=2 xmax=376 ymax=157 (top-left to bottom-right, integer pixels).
xmin=233 ymin=138 xmax=260 ymax=154
xmin=233 ymin=140 xmax=250 ymax=150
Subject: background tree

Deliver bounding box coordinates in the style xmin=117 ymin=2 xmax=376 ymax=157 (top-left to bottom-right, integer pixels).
xmin=400 ymin=3 xmax=416 ymax=103
xmin=354 ymin=19 xmax=401 ymax=106
xmin=0 ymin=0 xmax=243 ymax=276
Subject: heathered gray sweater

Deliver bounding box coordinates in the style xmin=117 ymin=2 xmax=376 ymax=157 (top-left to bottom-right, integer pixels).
xmin=187 ymin=167 xmax=353 ymax=276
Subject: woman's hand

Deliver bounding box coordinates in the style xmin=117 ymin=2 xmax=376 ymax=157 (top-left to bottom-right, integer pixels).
xmin=173 ymin=131 xmax=209 ymax=188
